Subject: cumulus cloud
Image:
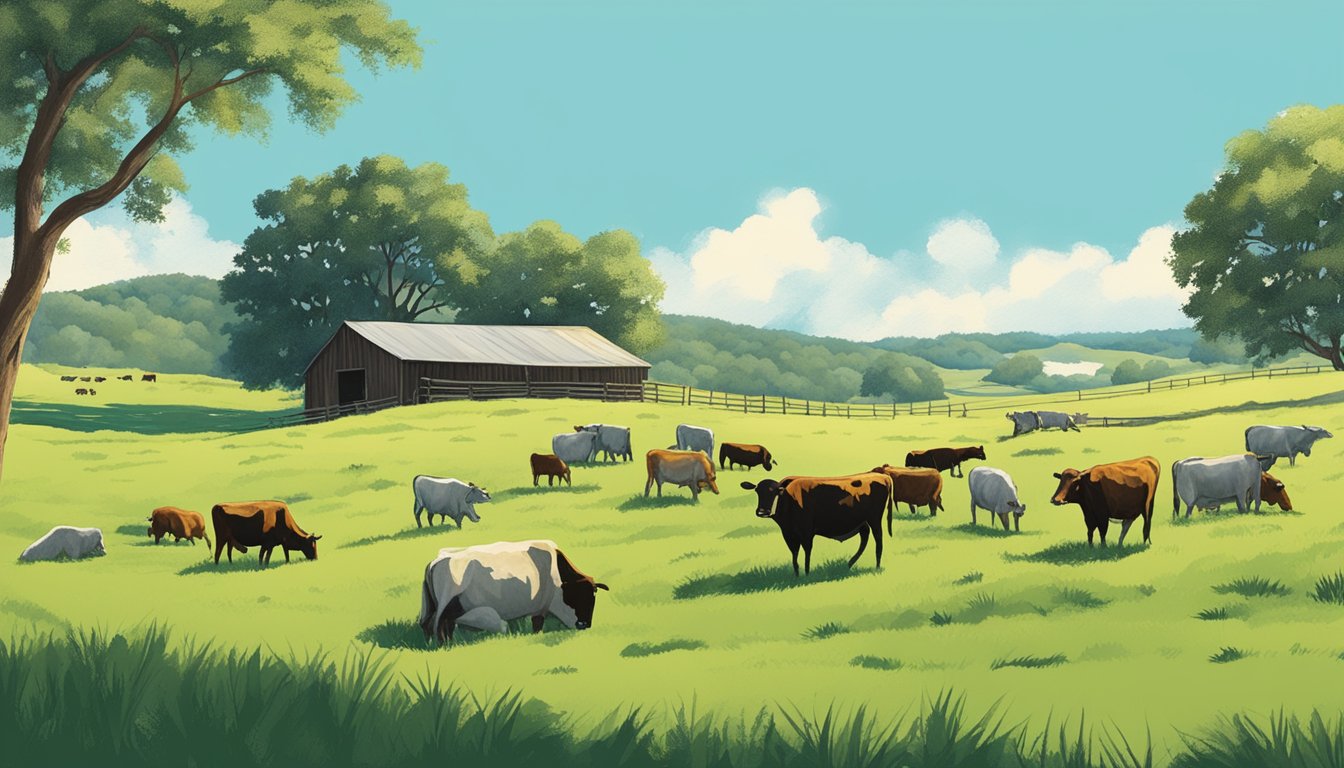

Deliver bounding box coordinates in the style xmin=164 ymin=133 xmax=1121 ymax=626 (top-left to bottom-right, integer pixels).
xmin=0 ymin=197 xmax=238 ymax=293
xmin=650 ymin=187 xmax=1191 ymax=339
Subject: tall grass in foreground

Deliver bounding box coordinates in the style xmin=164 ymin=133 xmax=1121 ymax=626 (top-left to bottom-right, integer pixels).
xmin=0 ymin=628 xmax=1340 ymax=767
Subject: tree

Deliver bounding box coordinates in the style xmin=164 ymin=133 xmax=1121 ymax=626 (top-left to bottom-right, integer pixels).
xmin=0 ymin=1 xmax=419 ymax=480
xmin=985 ymin=354 xmax=1043 ymax=386
xmin=1141 ymin=359 xmax=1171 ymax=381
xmin=1169 ymin=105 xmax=1344 ymax=369
xmin=221 ymin=157 xmax=493 ymax=389
xmin=1111 ymin=359 xmax=1143 ymax=385
xmin=450 ymin=221 xmax=666 ymax=354
xmin=859 ymin=356 xmax=944 ymax=402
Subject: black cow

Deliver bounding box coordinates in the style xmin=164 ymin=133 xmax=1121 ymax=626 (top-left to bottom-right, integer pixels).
xmin=211 ymin=501 xmax=321 ymax=567
xmin=719 ymin=442 xmax=776 ymax=471
xmin=741 ymin=473 xmax=893 ymax=576
xmin=905 ymin=446 xmax=986 ymax=478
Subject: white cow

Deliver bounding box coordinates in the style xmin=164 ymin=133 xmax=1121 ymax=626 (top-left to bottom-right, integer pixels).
xmin=552 ymin=431 xmax=598 ymax=465
xmin=418 ymin=539 xmax=608 ymax=644
xmin=575 ymin=423 xmax=633 ymax=462
xmin=1245 ymin=425 xmax=1333 ymax=469
xmin=411 ymin=475 xmax=491 ymax=528
xmin=19 ymin=526 xmax=105 ymax=562
xmin=967 ymin=467 xmax=1026 ymax=531
xmin=1171 ymin=453 xmax=1262 ymax=517
xmin=1005 ymin=411 xmax=1040 ymax=436
xmin=670 ymin=423 xmax=714 ymax=458
xmin=1035 ymin=411 xmax=1080 ymax=432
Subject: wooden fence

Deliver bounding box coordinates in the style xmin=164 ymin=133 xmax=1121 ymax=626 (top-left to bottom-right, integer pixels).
xmin=265 ymin=395 xmax=402 ymax=428
xmin=419 ymin=378 xmax=644 ymax=404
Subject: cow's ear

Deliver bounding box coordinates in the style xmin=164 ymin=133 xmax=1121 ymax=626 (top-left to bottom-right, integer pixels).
xmin=740 ymin=481 xmax=757 ymax=490
xmin=595 ymin=582 xmax=610 ymax=591
xmin=469 ymin=482 xmax=476 ymax=487
xmin=1052 ymin=472 xmax=1062 ymax=479
xmin=311 ymin=534 xmax=322 ymax=541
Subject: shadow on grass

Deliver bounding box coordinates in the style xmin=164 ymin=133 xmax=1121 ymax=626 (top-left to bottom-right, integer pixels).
xmin=889 ymin=513 xmax=936 ymax=525
xmin=950 ymin=523 xmax=1024 ymax=538
xmin=1005 ymin=541 xmax=1147 ymax=566
xmin=114 ymin=523 xmax=147 ymax=538
xmin=1170 ymin=508 xmax=1304 ymax=526
xmin=720 ymin=525 xmax=771 ymax=539
xmin=674 ymin=558 xmax=868 ymax=600
xmin=495 ymin=483 xmax=602 ymax=498
xmin=617 ymin=495 xmax=700 ymax=511
xmin=9 ymin=400 xmax=299 ymax=434
xmin=176 ymin=557 xmax=312 ymax=575
xmin=343 ymin=524 xmax=464 ymax=549
xmin=620 ymin=638 xmax=707 ymax=657
xmin=358 ymin=616 xmax=569 ymax=651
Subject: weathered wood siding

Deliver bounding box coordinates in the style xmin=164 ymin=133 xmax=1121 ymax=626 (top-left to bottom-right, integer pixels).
xmin=304 ymin=326 xmax=404 ymax=409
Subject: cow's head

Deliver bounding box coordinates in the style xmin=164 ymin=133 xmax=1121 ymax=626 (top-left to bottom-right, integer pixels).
xmin=762 ymin=450 xmax=775 ymax=471
xmin=293 ymin=534 xmax=322 ymax=560
xmin=1304 ymin=426 xmax=1334 ymax=454
xmin=741 ymin=479 xmax=783 ymax=517
xmin=558 ymin=573 xmax=609 ymax=630
xmin=466 ymin=483 xmax=492 ymax=504
xmin=970 ymin=445 xmax=987 ymax=461
xmin=574 ymin=424 xmax=599 ymax=433
xmin=700 ymin=461 xmax=720 ymax=495
xmin=1261 ymin=473 xmax=1292 ymax=511
xmin=1050 ymin=469 xmax=1083 ymax=506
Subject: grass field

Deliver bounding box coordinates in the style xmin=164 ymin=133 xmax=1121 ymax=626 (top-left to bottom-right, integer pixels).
xmin=2 ymin=364 xmax=1344 ymax=762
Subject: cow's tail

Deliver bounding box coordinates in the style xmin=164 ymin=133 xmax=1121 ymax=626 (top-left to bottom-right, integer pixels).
xmin=1244 ymin=426 xmax=1253 ymax=452
xmin=418 ymin=562 xmax=437 ymax=639
xmin=1170 ymin=460 xmax=1181 ymax=517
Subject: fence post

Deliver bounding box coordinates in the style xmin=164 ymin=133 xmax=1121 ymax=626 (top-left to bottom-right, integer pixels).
xmin=806 ymin=400 xmax=810 ymax=416
xmin=1146 ymin=381 xmax=1151 ymax=393
xmin=823 ymin=402 xmax=827 ymax=417
xmin=962 ymin=404 xmax=968 ymax=418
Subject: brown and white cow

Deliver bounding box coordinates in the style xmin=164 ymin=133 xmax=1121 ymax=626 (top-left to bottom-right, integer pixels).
xmin=530 ymin=453 xmax=572 ymax=487
xmin=148 ymin=506 xmax=211 ymax=546
xmin=1260 ymin=472 xmax=1292 ymax=511
xmin=741 ymin=472 xmax=893 ymax=576
xmin=211 ymin=501 xmax=321 ymax=567
xmin=870 ymin=464 xmax=944 ymax=529
xmin=1051 ymin=456 xmax=1160 ymax=546
xmin=905 ymin=446 xmax=986 ymax=478
xmin=645 ymin=449 xmax=719 ymax=501
xmin=719 ymin=442 xmax=775 ymax=471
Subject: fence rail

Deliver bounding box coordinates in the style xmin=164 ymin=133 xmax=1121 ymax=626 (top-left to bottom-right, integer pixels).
xmin=265 ymin=395 xmax=402 ymax=428
xmin=419 ymin=378 xmax=644 ymax=404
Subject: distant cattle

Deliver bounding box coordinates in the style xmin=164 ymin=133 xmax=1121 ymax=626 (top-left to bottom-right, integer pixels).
xmin=93 ymin=376 xmax=106 ymax=383
xmin=419 ymin=540 xmax=608 ymax=643
xmin=211 ymin=501 xmax=320 ymax=567
xmin=574 ymin=424 xmax=633 ymax=462
xmin=142 ymin=374 xmax=157 ymax=382
xmin=19 ymin=526 xmax=105 ymax=562
xmin=1171 ymin=454 xmax=1262 ymax=518
xmin=905 ymin=445 xmax=985 ymax=478
xmin=645 ymin=449 xmax=719 ymax=501
xmin=968 ymin=467 xmax=1026 ymax=531
xmin=1035 ymin=411 xmax=1080 ymax=432
xmin=74 ymin=388 xmax=88 ymax=395
xmin=59 ymin=375 xmax=76 ymax=382
xmin=1071 ymin=413 xmax=1089 ymax=426
xmin=530 ymin=453 xmax=571 ymax=487
xmin=148 ymin=506 xmax=211 ymax=546
xmin=870 ymin=465 xmax=943 ymax=529
xmin=720 ymin=442 xmax=775 ymax=471
xmin=741 ymin=472 xmax=893 ymax=576
xmin=412 ymin=476 xmax=491 ymax=528
xmin=88 ymin=389 xmax=96 ymax=396
xmin=79 ymin=376 xmax=91 ymax=382
xmin=118 ymin=375 xmax=133 ymax=381
xmin=670 ymin=423 xmax=714 ymax=458
xmin=552 ymin=431 xmax=598 ymax=465
xmin=1051 ymin=456 xmax=1160 ymax=546
xmin=1245 ymin=425 xmax=1332 ymax=469
xmin=1006 ymin=411 xmax=1040 ymax=436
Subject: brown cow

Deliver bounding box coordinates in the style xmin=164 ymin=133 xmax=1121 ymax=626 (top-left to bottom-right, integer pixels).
xmin=1051 ymin=456 xmax=1160 ymax=546
xmin=530 ymin=453 xmax=572 ymax=486
xmin=719 ymin=442 xmax=775 ymax=471
xmin=94 ymin=376 xmax=106 ymax=383
xmin=79 ymin=376 xmax=91 ymax=382
xmin=118 ymin=375 xmax=134 ymax=381
xmin=905 ymin=446 xmax=985 ymax=478
xmin=148 ymin=506 xmax=211 ymax=546
xmin=871 ymin=465 xmax=944 ymax=529
xmin=645 ymin=449 xmax=719 ymax=501
xmin=211 ymin=501 xmax=321 ymax=567
xmin=74 ymin=388 xmax=88 ymax=395
xmin=741 ymin=472 xmax=893 ymax=576
xmin=1260 ymin=472 xmax=1292 ymax=511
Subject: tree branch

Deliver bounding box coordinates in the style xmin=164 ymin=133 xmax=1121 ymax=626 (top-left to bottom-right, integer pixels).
xmin=182 ymin=67 xmax=269 ymax=104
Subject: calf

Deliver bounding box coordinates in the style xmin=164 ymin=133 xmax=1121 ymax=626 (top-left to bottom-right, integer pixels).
xmin=148 ymin=506 xmax=211 ymax=546
xmin=412 ymin=476 xmax=491 ymax=528
xmin=720 ymin=442 xmax=775 ymax=471
xmin=530 ymin=453 xmax=572 ymax=487
xmin=870 ymin=465 xmax=943 ymax=530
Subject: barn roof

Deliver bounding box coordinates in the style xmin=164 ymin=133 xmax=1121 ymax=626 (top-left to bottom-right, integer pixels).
xmin=335 ymin=321 xmax=651 ymax=368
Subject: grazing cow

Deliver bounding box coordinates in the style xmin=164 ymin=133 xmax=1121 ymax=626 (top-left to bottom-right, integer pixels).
xmin=93 ymin=376 xmax=106 ymax=383
xmin=419 ymin=540 xmax=608 ymax=643
xmin=1200 ymin=473 xmax=1293 ymax=514
xmin=59 ymin=375 xmax=76 ymax=382
xmin=720 ymin=442 xmax=776 ymax=471
xmin=79 ymin=376 xmax=91 ymax=382
xmin=645 ymin=449 xmax=719 ymax=501
xmin=88 ymin=389 xmax=96 ymax=396
xmin=412 ymin=476 xmax=491 ymax=528
xmin=670 ymin=423 xmax=714 ymax=458
xmin=1050 ymin=457 xmax=1160 ymax=546
xmin=530 ymin=453 xmax=571 ymax=487
xmin=870 ymin=465 xmax=943 ymax=528
xmin=552 ymin=431 xmax=598 ymax=465
xmin=1006 ymin=411 xmax=1040 ymax=436
xmin=741 ymin=472 xmax=893 ymax=576
xmin=19 ymin=526 xmax=105 ymax=562
xmin=74 ymin=388 xmax=88 ymax=395
xmin=905 ymin=445 xmax=986 ymax=478
xmin=968 ymin=467 xmax=1026 ymax=531
xmin=211 ymin=501 xmax=320 ymax=567
xmin=1171 ymin=454 xmax=1262 ymax=518
xmin=1035 ymin=411 xmax=1080 ymax=432
xmin=118 ymin=375 xmax=133 ymax=381
xmin=1071 ymin=413 xmax=1089 ymax=426
xmin=1245 ymin=425 xmax=1333 ymax=469
xmin=148 ymin=506 xmax=211 ymax=546
xmin=142 ymin=373 xmax=157 ymax=382
xmin=574 ymin=424 xmax=633 ymax=462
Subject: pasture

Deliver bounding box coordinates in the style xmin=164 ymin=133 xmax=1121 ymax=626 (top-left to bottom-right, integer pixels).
xmin=2 ymin=364 xmax=1343 ymax=760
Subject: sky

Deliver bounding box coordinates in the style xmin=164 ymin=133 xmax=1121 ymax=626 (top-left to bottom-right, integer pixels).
xmin=5 ymin=0 xmax=1342 ymax=339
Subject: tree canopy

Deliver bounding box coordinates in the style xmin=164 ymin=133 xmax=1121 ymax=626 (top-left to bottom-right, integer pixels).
xmin=1170 ymin=105 xmax=1344 ymax=368
xmin=985 ymin=354 xmax=1043 ymax=386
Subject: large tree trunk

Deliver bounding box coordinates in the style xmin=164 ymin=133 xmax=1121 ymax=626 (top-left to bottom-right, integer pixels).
xmin=0 ymin=232 xmax=56 ymax=482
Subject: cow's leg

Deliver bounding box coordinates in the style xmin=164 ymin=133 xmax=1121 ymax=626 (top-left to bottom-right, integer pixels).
xmin=227 ymin=544 xmax=234 ymax=563
xmin=1234 ymin=494 xmax=1247 ymax=515
xmin=413 ymin=498 xmax=422 ymax=529
xmin=802 ymin=536 xmax=815 ymax=574
xmin=657 ymin=480 xmax=663 ymax=497
xmin=871 ymin=516 xmax=884 ymax=569
xmin=1142 ymin=509 xmax=1153 ymax=544
xmin=283 ymin=547 xmax=291 ymax=563
xmin=1185 ymin=502 xmax=1194 ymax=518
xmin=1289 ymin=453 xmax=1296 ymax=467
xmin=436 ymin=595 xmax=465 ymax=644
xmin=214 ymin=537 xmax=225 ymax=564
xmin=787 ymin=538 xmax=802 ymax=577
xmin=998 ymin=512 xmax=1010 ymax=531
xmin=848 ymin=527 xmax=869 ymax=569
xmin=1118 ymin=518 xmax=1134 ymax=546
xmin=457 ymin=607 xmax=507 ymax=633
xmin=532 ymin=615 xmax=546 ymax=633
xmin=970 ymin=502 xmax=977 ymax=526
xmin=1086 ymin=523 xmax=1096 ymax=546
xmin=1097 ymin=519 xmax=1109 ymax=547
xmin=1013 ymin=514 xmax=1020 ymax=532
xmin=533 ymin=473 xmax=539 ymax=487
xmin=690 ymin=485 xmax=699 ymax=502
xmin=644 ymin=475 xmax=653 ymax=497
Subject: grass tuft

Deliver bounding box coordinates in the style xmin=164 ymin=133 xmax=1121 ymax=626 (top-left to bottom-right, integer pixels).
xmin=1209 ymin=647 xmax=1251 ymax=663
xmin=990 ymin=654 xmax=1067 ymax=671
xmin=1312 ymin=572 xmax=1344 ymax=605
xmin=954 ymin=571 xmax=983 ymax=585
xmin=1213 ymin=576 xmax=1292 ymax=598
xmin=1195 ymin=606 xmax=1233 ymax=621
xmin=1011 ymin=447 xmax=1063 ymax=457
xmin=849 ymin=655 xmax=902 ymax=670
xmin=1056 ymin=587 xmax=1109 ymax=609
xmin=801 ymin=622 xmax=850 ymax=640
xmin=619 ymin=639 xmax=707 ymax=657
xmin=929 ymin=611 xmax=956 ymax=626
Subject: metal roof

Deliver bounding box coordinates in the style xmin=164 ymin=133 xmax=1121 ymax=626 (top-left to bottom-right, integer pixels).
xmin=337 ymin=321 xmax=651 ymax=368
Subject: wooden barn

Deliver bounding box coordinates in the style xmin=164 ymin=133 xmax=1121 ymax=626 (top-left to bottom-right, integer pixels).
xmin=303 ymin=321 xmax=651 ymax=412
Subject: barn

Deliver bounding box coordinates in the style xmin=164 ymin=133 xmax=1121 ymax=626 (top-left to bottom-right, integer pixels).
xmin=303 ymin=321 xmax=651 ymax=412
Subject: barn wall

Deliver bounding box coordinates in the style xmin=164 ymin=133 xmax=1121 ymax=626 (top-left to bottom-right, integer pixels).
xmin=404 ymin=362 xmax=648 ymax=402
xmin=304 ymin=326 xmax=405 ymax=410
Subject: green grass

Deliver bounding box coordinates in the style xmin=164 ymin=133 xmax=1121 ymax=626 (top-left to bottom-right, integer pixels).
xmin=619 ymin=638 xmax=708 ymax=657
xmin=1311 ymin=572 xmax=1344 ymax=605
xmin=1212 ymin=576 xmax=1292 ymax=598
xmin=802 ymin=621 xmax=850 ymax=640
xmin=850 ymin=655 xmax=902 ymax=670
xmin=990 ymin=653 xmax=1068 ymax=670
xmin=1056 ymin=587 xmax=1109 ymax=609
xmin=1194 ymin=606 xmax=1237 ymax=621
xmin=954 ymin=570 xmax=983 ymax=585
xmin=1006 ymin=541 xmax=1149 ymax=565
xmin=1209 ymin=647 xmax=1251 ymax=664
xmin=673 ymin=559 xmax=867 ymax=600
xmin=929 ymin=611 xmax=956 ymax=626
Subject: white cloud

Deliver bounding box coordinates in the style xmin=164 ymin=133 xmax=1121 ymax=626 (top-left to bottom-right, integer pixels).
xmin=650 ymin=187 xmax=1192 ymax=340
xmin=0 ymin=197 xmax=238 ymax=293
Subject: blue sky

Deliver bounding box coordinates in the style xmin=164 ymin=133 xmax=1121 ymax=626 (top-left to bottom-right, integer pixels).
xmin=13 ymin=0 xmax=1344 ymax=338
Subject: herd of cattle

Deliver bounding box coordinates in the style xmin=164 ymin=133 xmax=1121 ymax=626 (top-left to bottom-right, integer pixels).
xmin=60 ymin=371 xmax=157 ymax=396
xmin=13 ymin=411 xmax=1332 ymax=646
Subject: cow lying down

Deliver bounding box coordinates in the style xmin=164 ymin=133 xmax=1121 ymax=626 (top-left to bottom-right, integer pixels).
xmin=19 ymin=526 xmax=106 ymax=562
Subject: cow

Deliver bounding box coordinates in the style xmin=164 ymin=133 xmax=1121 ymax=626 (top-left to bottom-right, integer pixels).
xmin=574 ymin=424 xmax=633 ymax=462
xmin=530 ymin=453 xmax=571 ymax=487
xmin=142 ymin=373 xmax=158 ymax=382
xmin=59 ymin=375 xmax=76 ymax=382
xmin=74 ymin=388 xmax=88 ymax=395
xmin=968 ymin=467 xmax=1026 ymax=531
xmin=645 ymin=449 xmax=719 ymax=501
xmin=905 ymin=445 xmax=986 ymax=478
xmin=88 ymin=389 xmax=96 ymax=396
xmin=211 ymin=501 xmax=320 ymax=567
xmin=1198 ymin=472 xmax=1293 ymax=514
xmin=1071 ymin=413 xmax=1089 ymax=426
xmin=1006 ymin=411 xmax=1040 ymax=436
xmin=552 ymin=431 xmax=598 ymax=465
xmin=720 ymin=442 xmax=775 ymax=471
xmin=412 ymin=476 xmax=491 ymax=528
xmin=118 ymin=375 xmax=133 ymax=381
xmin=79 ymin=376 xmax=91 ymax=382
xmin=19 ymin=526 xmax=105 ymax=562
xmin=741 ymin=472 xmax=893 ymax=576
xmin=93 ymin=376 xmax=106 ymax=383
xmin=1050 ymin=456 xmax=1160 ymax=546
xmin=148 ymin=506 xmax=211 ymax=546
xmin=1171 ymin=453 xmax=1262 ymax=518
xmin=870 ymin=465 xmax=943 ymax=529
xmin=1036 ymin=411 xmax=1080 ymax=432
xmin=418 ymin=540 xmax=608 ymax=644
xmin=1245 ymin=425 xmax=1333 ymax=469
xmin=670 ymin=423 xmax=714 ymax=458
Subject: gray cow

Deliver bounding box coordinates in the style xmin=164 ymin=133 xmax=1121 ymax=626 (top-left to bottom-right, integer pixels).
xmin=574 ymin=423 xmax=633 ymax=462
xmin=19 ymin=526 xmax=106 ymax=562
xmin=412 ymin=476 xmax=492 ymax=528
xmin=670 ymin=423 xmax=714 ymax=458
xmin=1171 ymin=453 xmax=1261 ymax=518
xmin=967 ymin=467 xmax=1026 ymax=531
xmin=552 ymin=431 xmax=599 ymax=465
xmin=1006 ymin=411 xmax=1040 ymax=436
xmin=1035 ymin=411 xmax=1080 ymax=432
xmin=1245 ymin=425 xmax=1332 ymax=470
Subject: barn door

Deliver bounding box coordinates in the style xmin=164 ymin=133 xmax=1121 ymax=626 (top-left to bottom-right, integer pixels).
xmin=337 ymin=369 xmax=367 ymax=405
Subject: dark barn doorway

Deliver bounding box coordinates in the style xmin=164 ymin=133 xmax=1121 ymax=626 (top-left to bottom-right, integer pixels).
xmin=337 ymin=369 xmax=367 ymax=405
